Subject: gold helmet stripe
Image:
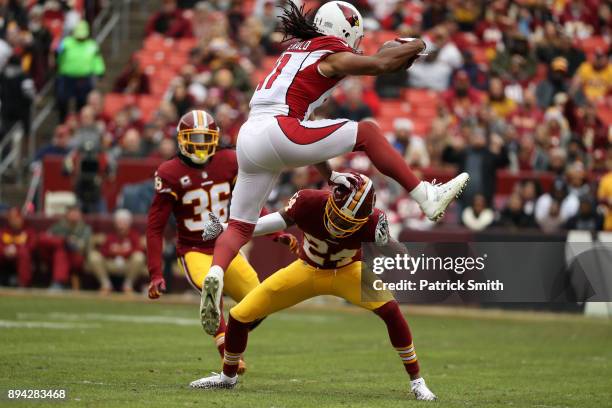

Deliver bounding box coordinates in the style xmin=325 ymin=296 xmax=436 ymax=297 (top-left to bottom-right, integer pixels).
xmin=198 ymin=110 xmax=205 ymax=128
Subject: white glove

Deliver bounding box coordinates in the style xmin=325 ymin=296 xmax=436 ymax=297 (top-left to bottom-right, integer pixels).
xmin=330 ymin=171 xmax=358 ymax=189
xmin=201 ymin=212 xmax=225 ymax=241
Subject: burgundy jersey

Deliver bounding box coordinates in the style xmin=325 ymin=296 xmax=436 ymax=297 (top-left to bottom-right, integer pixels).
xmin=249 ymin=36 xmax=355 ymax=121
xmin=284 ymin=189 xmax=389 ymax=269
xmin=153 ymin=150 xmax=236 ymax=255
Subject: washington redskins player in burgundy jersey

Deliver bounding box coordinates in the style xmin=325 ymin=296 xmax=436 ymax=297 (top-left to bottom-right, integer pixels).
xmin=191 ymin=174 xmax=437 ymax=401
xmin=202 ymin=0 xmax=469 ymax=340
xmin=146 ymin=110 xmax=296 ymax=374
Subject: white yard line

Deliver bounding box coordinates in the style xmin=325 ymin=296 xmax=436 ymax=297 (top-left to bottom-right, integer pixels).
xmin=16 ymin=312 xmax=198 ymax=326
xmin=0 ymin=320 xmax=100 ymax=329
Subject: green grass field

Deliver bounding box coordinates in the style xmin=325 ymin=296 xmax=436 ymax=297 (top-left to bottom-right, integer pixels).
xmin=0 ymin=293 xmax=611 ymax=408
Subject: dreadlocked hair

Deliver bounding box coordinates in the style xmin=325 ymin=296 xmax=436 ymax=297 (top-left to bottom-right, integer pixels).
xmin=279 ymin=1 xmax=324 ymax=42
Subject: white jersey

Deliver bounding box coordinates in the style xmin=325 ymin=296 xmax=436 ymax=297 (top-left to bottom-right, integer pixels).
xmin=249 ymin=35 xmax=355 ymax=120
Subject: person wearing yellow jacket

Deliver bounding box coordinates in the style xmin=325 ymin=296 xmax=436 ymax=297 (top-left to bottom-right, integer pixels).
xmin=55 ymin=20 xmax=105 ymax=121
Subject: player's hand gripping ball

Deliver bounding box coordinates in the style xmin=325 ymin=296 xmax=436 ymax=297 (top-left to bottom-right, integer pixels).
xmin=379 ymin=37 xmax=426 ymax=70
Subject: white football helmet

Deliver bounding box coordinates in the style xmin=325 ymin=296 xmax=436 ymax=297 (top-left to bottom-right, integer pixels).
xmin=313 ymin=1 xmax=364 ymax=50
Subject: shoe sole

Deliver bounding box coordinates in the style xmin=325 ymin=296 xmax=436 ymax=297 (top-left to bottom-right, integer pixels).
xmin=190 ymin=381 xmax=236 ymax=389
xmin=430 ymin=173 xmax=470 ymax=222
xmin=201 ymin=275 xmax=221 ymax=336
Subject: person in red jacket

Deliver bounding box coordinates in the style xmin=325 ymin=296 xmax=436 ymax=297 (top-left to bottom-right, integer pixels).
xmin=0 ymin=208 xmax=36 ymax=287
xmin=145 ymin=0 xmax=193 ymax=38
xmin=88 ymin=209 xmax=146 ymax=294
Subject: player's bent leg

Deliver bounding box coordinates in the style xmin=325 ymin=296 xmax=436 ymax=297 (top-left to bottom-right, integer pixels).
xmin=330 ymin=263 xmax=436 ymax=401
xmin=374 ymin=302 xmax=436 ymax=400
xmin=204 ymin=169 xmax=280 ymax=336
xmin=221 ymin=260 xmax=317 ymax=379
xmin=354 ymin=120 xmax=469 ymax=222
xmin=222 ymin=252 xmax=262 ymax=374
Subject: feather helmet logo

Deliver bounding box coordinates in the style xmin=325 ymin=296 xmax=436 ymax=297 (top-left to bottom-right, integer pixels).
xmin=337 ymin=3 xmax=360 ymax=27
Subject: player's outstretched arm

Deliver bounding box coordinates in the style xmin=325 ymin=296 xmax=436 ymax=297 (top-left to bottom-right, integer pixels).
xmin=252 ymin=210 xmax=295 ymax=237
xmin=319 ymin=38 xmax=425 ymax=77
xmin=146 ymin=193 xmax=173 ymax=299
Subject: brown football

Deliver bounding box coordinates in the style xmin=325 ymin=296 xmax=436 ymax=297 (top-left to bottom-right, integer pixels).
xmin=378 ymin=40 xmax=402 ymax=52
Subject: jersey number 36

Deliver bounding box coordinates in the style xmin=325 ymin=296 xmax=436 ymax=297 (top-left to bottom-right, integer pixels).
xmin=182 ymin=183 xmax=230 ymax=231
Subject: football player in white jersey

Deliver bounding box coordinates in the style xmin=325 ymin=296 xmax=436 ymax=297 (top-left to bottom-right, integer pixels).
xmin=200 ymin=1 xmax=470 ymax=336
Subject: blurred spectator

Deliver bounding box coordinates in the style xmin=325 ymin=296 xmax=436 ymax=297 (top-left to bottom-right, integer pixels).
xmin=597 ymin=148 xmax=612 ymax=231
xmin=536 ymin=30 xmax=585 ymax=77
xmin=0 ymin=208 xmax=35 ymax=287
xmin=565 ymin=196 xmax=603 ymax=231
xmin=409 ymin=25 xmax=463 ymax=91
xmin=389 ymin=118 xmax=429 ymax=168
xmin=547 ymin=147 xmax=568 ymax=175
xmin=452 ymin=51 xmax=488 ymax=91
xmin=87 ymin=209 xmax=146 ymax=294
xmin=139 ymin=123 xmax=163 ymax=157
xmin=56 ymin=21 xmax=106 ymax=121
xmin=149 ymin=137 xmax=177 ymax=160
xmin=27 ymin=5 xmax=53 ymax=90
xmin=443 ymin=128 xmax=509 ymax=207
xmin=520 ymin=179 xmax=542 ymax=217
xmin=572 ymin=103 xmax=608 ymax=153
xmin=461 ymin=193 xmax=495 ymax=231
xmin=498 ymin=193 xmax=537 ymax=229
xmin=558 ymin=0 xmax=599 ymax=39
xmin=0 ymin=54 xmax=34 ymax=137
xmin=86 ymin=90 xmax=111 ymax=124
xmin=443 ymin=70 xmax=483 ymax=120
xmin=566 ymin=161 xmax=592 ymax=199
xmin=535 ymin=57 xmax=571 ymax=109
xmin=421 ymin=0 xmax=449 ymax=30
xmin=333 ymin=81 xmax=372 ymax=121
xmin=536 ymin=199 xmax=565 ymax=233
xmin=535 ymin=179 xmax=580 ymax=224
xmin=170 ymin=81 xmax=193 ymax=117
xmin=63 ymin=107 xmax=113 ymax=214
xmin=113 ymin=57 xmax=150 ymax=94
xmin=574 ymin=50 xmax=612 ymax=104
xmin=491 ymin=33 xmax=537 ymax=82
xmin=487 ymin=76 xmax=517 ymax=119
xmin=118 ymin=128 xmax=143 ymax=158
xmin=33 ymin=125 xmax=72 ymax=163
xmin=44 ymin=206 xmax=92 ymax=289
xmin=509 ymin=89 xmax=543 ymax=138
xmin=145 ymin=0 xmax=193 ymax=38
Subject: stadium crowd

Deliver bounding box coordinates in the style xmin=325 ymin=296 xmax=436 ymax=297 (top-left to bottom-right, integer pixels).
xmin=1 ymin=0 xmax=611 ymax=291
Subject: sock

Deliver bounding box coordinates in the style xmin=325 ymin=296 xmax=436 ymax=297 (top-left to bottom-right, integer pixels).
xmin=222 ymin=314 xmax=250 ymax=377
xmin=214 ymin=312 xmax=227 ymax=358
xmin=211 ymin=219 xmax=256 ymax=271
xmin=374 ymin=301 xmax=420 ymax=377
xmin=408 ymin=181 xmax=427 ymax=204
xmin=354 ymin=120 xmax=421 ymax=192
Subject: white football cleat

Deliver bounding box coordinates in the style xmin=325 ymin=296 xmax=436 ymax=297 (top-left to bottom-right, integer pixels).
xmin=189 ymin=372 xmax=237 ymax=389
xmin=200 ymin=266 xmax=224 ymax=335
xmin=417 ymin=172 xmax=469 ymax=222
xmin=410 ymin=377 xmax=437 ymax=401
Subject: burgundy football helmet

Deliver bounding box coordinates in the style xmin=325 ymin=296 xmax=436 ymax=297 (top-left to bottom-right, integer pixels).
xmin=324 ymin=173 xmax=375 ymax=238
xmin=177 ymin=110 xmax=219 ymax=164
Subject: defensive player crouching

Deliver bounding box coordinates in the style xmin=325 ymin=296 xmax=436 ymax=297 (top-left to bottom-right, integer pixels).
xmin=190 ymin=174 xmax=437 ymax=401
xmin=146 ymin=110 xmax=297 ymax=374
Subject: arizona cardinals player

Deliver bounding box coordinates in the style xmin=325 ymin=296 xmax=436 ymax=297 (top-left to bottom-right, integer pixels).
xmin=146 ymin=110 xmax=296 ymax=374
xmin=190 ymin=174 xmax=437 ymax=401
xmin=202 ymin=0 xmax=469 ymax=336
